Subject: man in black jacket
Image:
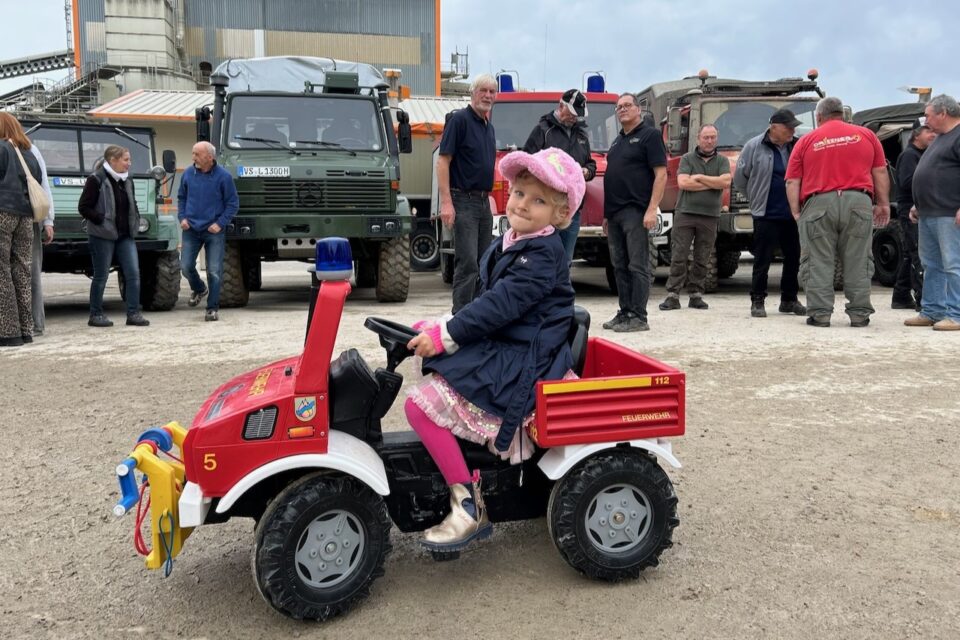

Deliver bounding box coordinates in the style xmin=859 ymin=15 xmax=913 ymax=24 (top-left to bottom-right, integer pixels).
xmin=523 ymin=89 xmax=596 ymax=261
xmin=892 ymin=120 xmax=935 ymax=310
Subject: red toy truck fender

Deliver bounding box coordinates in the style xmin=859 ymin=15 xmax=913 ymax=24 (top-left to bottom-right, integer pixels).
xmin=178 ymin=431 xmax=390 ymax=526
xmin=538 ymin=438 xmax=681 ymax=481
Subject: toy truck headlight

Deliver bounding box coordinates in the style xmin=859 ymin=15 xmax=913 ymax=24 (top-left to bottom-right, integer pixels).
xmin=310 ymin=237 xmax=353 ymax=281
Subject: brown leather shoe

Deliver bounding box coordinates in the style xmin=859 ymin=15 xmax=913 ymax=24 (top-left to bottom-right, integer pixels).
xmin=904 ymin=315 xmax=936 ymax=327
xmin=932 ymin=318 xmax=960 ymax=331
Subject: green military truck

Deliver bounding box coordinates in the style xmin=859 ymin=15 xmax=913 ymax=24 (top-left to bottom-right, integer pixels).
xmin=198 ymin=56 xmax=413 ymax=304
xmin=24 ymin=119 xmax=180 ymax=310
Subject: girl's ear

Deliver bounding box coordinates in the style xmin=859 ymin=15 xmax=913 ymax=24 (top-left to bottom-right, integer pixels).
xmin=554 ymin=205 xmax=572 ymax=228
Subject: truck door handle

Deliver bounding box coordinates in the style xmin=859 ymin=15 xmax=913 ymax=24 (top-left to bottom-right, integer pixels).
xmin=283 ymin=224 xmax=310 ymax=234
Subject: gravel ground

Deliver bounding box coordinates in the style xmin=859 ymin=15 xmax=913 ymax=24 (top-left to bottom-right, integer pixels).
xmin=1 ymin=260 xmax=958 ymax=640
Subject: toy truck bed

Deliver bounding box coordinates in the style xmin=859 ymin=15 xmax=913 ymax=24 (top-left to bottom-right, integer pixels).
xmin=531 ymin=337 xmax=685 ymax=447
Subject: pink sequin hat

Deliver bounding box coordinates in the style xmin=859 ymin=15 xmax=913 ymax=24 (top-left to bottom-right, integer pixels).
xmin=499 ymin=147 xmax=586 ymax=212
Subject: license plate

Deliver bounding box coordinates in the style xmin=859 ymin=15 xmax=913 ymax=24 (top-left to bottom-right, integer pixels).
xmin=238 ymin=166 xmax=290 ymax=178
xmin=52 ymin=177 xmax=86 ymax=186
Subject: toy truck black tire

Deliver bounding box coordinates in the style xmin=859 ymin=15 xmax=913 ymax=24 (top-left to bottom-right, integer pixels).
xmin=549 ymin=451 xmax=678 ymax=581
xmin=253 ymin=473 xmax=392 ymax=621
xmin=219 ymin=242 xmax=250 ymax=308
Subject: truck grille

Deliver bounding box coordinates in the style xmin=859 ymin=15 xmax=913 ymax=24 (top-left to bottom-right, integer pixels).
xmin=241 ymin=178 xmax=391 ymax=212
xmin=243 ymin=406 xmax=278 ymax=440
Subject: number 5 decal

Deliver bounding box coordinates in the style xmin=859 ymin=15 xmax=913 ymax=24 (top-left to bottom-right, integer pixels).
xmin=203 ymin=453 xmax=217 ymax=471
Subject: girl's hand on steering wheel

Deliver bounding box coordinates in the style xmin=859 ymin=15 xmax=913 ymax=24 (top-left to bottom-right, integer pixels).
xmin=408 ymin=332 xmax=438 ymax=357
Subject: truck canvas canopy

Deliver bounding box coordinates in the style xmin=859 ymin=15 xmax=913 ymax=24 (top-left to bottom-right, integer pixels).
xmin=213 ymin=56 xmax=386 ymax=94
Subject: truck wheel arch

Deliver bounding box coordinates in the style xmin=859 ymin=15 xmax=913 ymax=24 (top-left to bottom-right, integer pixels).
xmin=214 ymin=431 xmax=390 ymax=515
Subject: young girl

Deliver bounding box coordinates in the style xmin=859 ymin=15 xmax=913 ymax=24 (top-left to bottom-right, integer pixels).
xmin=405 ymin=147 xmax=586 ymax=552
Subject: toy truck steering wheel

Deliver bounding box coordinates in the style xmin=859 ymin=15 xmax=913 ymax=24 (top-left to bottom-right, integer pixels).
xmin=364 ymin=317 xmax=418 ymax=372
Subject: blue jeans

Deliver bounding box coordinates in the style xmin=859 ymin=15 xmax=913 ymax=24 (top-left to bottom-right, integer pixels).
xmin=558 ymin=210 xmax=581 ymax=262
xmin=89 ymin=235 xmax=140 ymax=316
xmin=181 ymin=227 xmax=226 ymax=310
xmin=918 ymin=216 xmax=960 ymax=321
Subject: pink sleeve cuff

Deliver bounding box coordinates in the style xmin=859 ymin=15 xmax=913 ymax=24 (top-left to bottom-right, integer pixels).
xmin=425 ymin=323 xmax=445 ymax=355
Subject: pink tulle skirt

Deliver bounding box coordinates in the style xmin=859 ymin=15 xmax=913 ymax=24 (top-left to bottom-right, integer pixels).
xmin=406 ymin=370 xmax=576 ymax=465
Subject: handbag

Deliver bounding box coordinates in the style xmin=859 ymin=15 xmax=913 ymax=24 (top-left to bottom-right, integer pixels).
xmin=9 ymin=141 xmax=50 ymax=223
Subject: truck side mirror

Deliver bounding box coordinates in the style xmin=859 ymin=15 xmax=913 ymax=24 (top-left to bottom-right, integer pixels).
xmin=162 ymin=150 xmax=177 ymax=174
xmin=666 ymin=108 xmax=684 ymax=155
xmin=396 ymin=110 xmax=413 ymax=154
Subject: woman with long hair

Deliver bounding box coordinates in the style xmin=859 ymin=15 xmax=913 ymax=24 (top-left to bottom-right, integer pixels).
xmin=77 ymin=145 xmax=149 ymax=327
xmin=0 ymin=112 xmax=42 ymax=347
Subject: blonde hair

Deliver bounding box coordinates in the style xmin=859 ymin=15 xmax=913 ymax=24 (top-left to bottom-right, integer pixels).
xmin=511 ymin=170 xmax=573 ymax=229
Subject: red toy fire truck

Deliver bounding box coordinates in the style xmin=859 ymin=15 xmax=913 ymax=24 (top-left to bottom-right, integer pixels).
xmin=114 ymin=238 xmax=684 ymax=621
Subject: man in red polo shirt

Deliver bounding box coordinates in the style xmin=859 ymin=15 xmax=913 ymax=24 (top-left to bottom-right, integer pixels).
xmin=786 ymin=96 xmax=890 ymax=327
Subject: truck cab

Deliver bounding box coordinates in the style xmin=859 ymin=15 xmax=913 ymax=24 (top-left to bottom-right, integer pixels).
xmin=24 ymin=119 xmax=181 ymax=310
xmin=200 ymin=57 xmax=413 ymax=304
xmin=639 ymin=72 xmax=823 ymax=288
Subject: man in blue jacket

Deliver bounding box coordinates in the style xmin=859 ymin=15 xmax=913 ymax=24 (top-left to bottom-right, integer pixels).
xmin=178 ymin=141 xmax=239 ymax=321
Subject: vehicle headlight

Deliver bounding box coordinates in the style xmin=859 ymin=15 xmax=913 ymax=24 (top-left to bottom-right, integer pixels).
xmin=138 ymin=218 xmax=150 ymax=233
xmin=150 ymin=165 xmax=166 ymax=181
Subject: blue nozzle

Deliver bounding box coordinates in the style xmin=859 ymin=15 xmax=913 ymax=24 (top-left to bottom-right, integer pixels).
xmin=114 ymin=457 xmax=140 ymax=516
xmin=310 ymin=237 xmax=353 ymax=281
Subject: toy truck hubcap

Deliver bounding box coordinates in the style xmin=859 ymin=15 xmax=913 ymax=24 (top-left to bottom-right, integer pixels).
xmin=585 ymin=484 xmax=652 ymax=553
xmin=295 ymin=509 xmax=366 ymax=588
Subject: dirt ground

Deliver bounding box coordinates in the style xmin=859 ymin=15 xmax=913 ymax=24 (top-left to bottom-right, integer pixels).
xmin=1 ymin=260 xmax=958 ymax=640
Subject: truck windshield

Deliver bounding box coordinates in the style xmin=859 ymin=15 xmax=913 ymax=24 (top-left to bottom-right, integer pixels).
xmin=701 ymin=100 xmax=817 ymax=148
xmin=490 ymin=101 xmax=618 ymax=152
xmin=28 ymin=126 xmax=153 ymax=175
xmin=226 ymin=96 xmax=383 ymax=152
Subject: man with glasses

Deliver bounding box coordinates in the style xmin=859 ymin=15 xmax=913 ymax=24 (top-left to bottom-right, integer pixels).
xmin=522 ymin=89 xmax=596 ymax=261
xmin=602 ymin=93 xmax=667 ymax=332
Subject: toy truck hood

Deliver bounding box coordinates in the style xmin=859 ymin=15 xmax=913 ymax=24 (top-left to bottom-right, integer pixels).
xmin=191 ymin=356 xmax=300 ymax=428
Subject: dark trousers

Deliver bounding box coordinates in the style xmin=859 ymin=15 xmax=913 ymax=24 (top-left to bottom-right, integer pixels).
xmin=665 ymin=212 xmax=718 ymax=296
xmin=751 ymin=216 xmax=801 ymax=302
xmin=892 ymin=216 xmax=923 ymax=304
xmin=606 ymin=207 xmax=650 ymax=321
xmin=451 ymin=192 xmax=493 ymax=313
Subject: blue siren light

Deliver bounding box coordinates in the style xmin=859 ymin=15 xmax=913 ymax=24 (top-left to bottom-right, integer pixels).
xmin=311 ymin=237 xmax=353 ymax=280
xmin=586 ymin=74 xmax=605 ymax=93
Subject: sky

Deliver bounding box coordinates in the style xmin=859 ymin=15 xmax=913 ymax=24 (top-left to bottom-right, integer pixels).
xmin=2 ymin=0 xmax=956 ymax=112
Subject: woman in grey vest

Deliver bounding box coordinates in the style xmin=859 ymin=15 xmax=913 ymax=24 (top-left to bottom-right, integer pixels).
xmin=77 ymin=145 xmax=149 ymax=327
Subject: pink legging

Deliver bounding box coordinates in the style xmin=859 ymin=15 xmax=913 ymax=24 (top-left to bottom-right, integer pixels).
xmin=404 ymin=398 xmax=471 ymax=485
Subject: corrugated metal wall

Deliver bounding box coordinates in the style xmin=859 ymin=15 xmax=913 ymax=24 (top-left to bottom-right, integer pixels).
xmin=77 ymin=0 xmax=437 ymax=93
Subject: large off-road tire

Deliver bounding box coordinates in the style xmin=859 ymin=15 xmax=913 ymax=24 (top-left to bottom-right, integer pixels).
xmin=648 ymin=237 xmax=658 ymax=284
xmin=253 ymin=474 xmax=392 ymax=621
xmin=717 ymin=250 xmax=741 ymax=280
xmin=410 ymin=228 xmax=440 ymax=271
xmin=833 ymin=257 xmax=844 ymax=291
xmin=375 ymin=236 xmax=410 ymax=302
xmin=119 ymin=250 xmax=181 ymax=311
xmin=872 ymin=223 xmax=901 ymax=287
xmin=243 ymin=253 xmax=262 ymax=292
xmin=549 ymin=451 xmax=678 ymax=581
xmin=219 ymin=242 xmax=250 ymax=308
xmin=686 ymin=247 xmax=719 ymax=292
xmin=605 ymin=265 xmax=618 ymax=294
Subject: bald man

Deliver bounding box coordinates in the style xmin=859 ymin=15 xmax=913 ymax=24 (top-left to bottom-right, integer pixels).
xmin=177 ymin=141 xmax=239 ymax=321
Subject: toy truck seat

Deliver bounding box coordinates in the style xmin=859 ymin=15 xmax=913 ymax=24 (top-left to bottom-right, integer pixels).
xmin=569 ymin=306 xmax=590 ymax=377
xmin=328 ymin=349 xmax=402 ymax=441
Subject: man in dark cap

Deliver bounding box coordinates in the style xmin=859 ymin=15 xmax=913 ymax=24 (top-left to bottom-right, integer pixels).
xmin=891 ymin=119 xmax=935 ymax=310
xmin=734 ymin=108 xmax=807 ymax=318
xmin=523 ymin=89 xmax=596 ymax=260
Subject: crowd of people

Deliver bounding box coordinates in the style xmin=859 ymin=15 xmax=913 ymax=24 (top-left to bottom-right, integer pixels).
xmin=0 ymin=128 xmax=238 ymax=347
xmin=437 ymin=80 xmax=960 ymax=332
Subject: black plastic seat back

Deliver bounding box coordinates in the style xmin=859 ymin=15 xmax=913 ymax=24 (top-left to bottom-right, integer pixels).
xmin=567 ymin=306 xmax=590 ymax=377
xmin=328 ymin=349 xmax=379 ymax=439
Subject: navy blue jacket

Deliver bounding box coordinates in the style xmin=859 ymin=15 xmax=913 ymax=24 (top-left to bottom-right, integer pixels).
xmin=424 ymin=232 xmax=574 ymax=451
xmin=177 ymin=162 xmax=239 ymax=231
